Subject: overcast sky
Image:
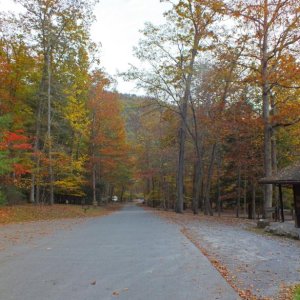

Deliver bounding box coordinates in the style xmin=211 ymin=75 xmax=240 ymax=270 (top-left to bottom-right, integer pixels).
xmin=0 ymin=0 xmax=170 ymax=94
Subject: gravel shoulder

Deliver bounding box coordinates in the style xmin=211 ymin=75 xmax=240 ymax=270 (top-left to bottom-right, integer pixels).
xmin=149 ymin=208 xmax=300 ymax=300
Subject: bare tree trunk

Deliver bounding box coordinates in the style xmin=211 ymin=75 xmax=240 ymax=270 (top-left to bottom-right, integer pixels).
xmin=204 ymin=144 xmax=215 ymax=216
xmin=31 ymin=58 xmax=47 ymax=204
xmin=30 ymin=181 xmax=35 ymax=204
xmin=217 ymin=149 xmax=222 ymax=217
xmin=252 ymin=182 xmax=256 ymax=220
xmin=272 ymin=134 xmax=279 ymax=219
xmin=90 ymin=109 xmax=97 ymax=207
xmin=47 ymin=44 xmax=54 ymax=205
xmin=199 ymin=178 xmax=204 ymax=211
xmin=236 ymin=165 xmax=241 ymax=218
xmin=262 ymin=0 xmax=272 ymax=217
xmin=271 ymin=90 xmax=279 ymax=219
xmin=176 ymin=31 xmax=200 ymax=213
xmin=177 ymin=119 xmax=186 ymax=213
xmin=92 ymin=161 xmax=97 ymax=206
xmin=120 ymin=186 xmax=125 ymax=202
xmin=166 ymin=182 xmax=170 ymax=210
xmin=105 ymin=183 xmax=110 ymax=205
xmin=243 ymin=177 xmax=247 ymax=217
xmin=192 ymin=157 xmax=201 ymax=214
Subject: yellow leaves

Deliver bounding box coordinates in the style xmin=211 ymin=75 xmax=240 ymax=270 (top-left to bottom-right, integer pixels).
xmin=63 ymin=90 xmax=90 ymax=137
xmin=52 ymin=151 xmax=88 ymax=196
xmin=54 ymin=178 xmax=86 ymax=197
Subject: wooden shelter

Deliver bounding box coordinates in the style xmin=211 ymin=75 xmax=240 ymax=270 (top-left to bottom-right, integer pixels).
xmin=260 ymin=162 xmax=300 ymax=228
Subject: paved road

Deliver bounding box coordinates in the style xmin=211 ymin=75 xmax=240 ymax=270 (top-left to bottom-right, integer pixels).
xmin=0 ymin=205 xmax=239 ymax=300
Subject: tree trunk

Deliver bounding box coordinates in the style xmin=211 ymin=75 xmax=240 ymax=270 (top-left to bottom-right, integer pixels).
xmin=192 ymin=157 xmax=201 ymax=214
xmin=217 ymin=149 xmax=222 ymax=217
xmin=166 ymin=182 xmax=170 ymax=210
xmin=204 ymin=144 xmax=215 ymax=216
xmin=262 ymin=0 xmax=272 ymax=217
xmin=243 ymin=177 xmax=247 ymax=217
xmin=176 ymin=32 xmax=200 ymax=213
xmin=176 ymin=121 xmax=186 ymax=213
xmin=47 ymin=45 xmax=54 ymax=205
xmin=236 ymin=165 xmax=241 ymax=218
xmin=30 ymin=56 xmax=47 ymax=204
xmin=271 ymin=90 xmax=279 ymax=218
xmin=120 ymin=186 xmax=125 ymax=202
xmin=251 ymin=182 xmax=256 ymax=220
xmin=92 ymin=161 xmax=97 ymax=206
xmin=199 ymin=178 xmax=204 ymax=211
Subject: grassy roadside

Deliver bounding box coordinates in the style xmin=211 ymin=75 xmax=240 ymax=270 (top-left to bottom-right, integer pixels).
xmin=293 ymin=285 xmax=300 ymax=300
xmin=0 ymin=204 xmax=122 ymax=225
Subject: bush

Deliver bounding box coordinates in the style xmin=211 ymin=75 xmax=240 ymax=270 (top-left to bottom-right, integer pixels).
xmin=0 ymin=186 xmax=25 ymax=205
xmin=5 ymin=186 xmax=25 ymax=205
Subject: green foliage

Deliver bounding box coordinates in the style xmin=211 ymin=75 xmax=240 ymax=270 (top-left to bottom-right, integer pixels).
xmin=0 ymin=151 xmax=13 ymax=176
xmin=293 ymin=285 xmax=300 ymax=300
xmin=4 ymin=186 xmax=25 ymax=205
xmin=0 ymin=114 xmax=12 ymax=129
xmin=0 ymin=189 xmax=7 ymax=206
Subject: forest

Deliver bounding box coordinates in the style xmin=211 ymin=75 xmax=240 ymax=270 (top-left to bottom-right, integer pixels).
xmin=1 ymin=0 xmax=300 ymax=220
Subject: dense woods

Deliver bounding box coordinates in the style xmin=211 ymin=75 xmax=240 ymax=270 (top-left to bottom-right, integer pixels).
xmin=0 ymin=0 xmax=133 ymax=205
xmin=1 ymin=0 xmax=300 ymax=218
xmin=124 ymin=0 xmax=300 ymax=217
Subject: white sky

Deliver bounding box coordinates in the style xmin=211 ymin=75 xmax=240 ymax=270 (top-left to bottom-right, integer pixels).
xmin=0 ymin=0 xmax=171 ymax=94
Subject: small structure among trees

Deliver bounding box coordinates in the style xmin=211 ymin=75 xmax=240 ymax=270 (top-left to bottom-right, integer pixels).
xmin=260 ymin=162 xmax=300 ymax=228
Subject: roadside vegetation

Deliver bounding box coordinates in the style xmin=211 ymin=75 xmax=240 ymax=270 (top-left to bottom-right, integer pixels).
xmin=293 ymin=285 xmax=300 ymax=300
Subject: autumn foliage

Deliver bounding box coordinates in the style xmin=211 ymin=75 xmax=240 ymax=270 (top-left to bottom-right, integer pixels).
xmin=0 ymin=1 xmax=134 ymax=205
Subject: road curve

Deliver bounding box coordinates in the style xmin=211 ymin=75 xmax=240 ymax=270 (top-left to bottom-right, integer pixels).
xmin=0 ymin=204 xmax=239 ymax=300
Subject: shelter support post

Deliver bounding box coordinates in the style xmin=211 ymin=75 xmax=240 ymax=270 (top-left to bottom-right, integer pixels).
xmin=278 ymin=184 xmax=284 ymax=223
xmin=293 ymin=184 xmax=300 ymax=228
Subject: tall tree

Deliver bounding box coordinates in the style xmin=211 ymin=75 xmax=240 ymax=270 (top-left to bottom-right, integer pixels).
xmin=16 ymin=0 xmax=98 ymax=204
xmin=125 ymin=0 xmax=223 ymax=213
xmin=229 ymin=0 xmax=300 ymax=216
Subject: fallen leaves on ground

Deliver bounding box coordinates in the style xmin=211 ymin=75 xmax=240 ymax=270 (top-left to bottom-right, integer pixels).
xmin=181 ymin=226 xmax=261 ymax=300
xmin=144 ymin=206 xmax=281 ymax=300
xmin=278 ymin=284 xmax=300 ymax=300
xmin=142 ymin=206 xmax=256 ymax=228
xmin=0 ymin=204 xmax=122 ymax=225
xmin=0 ymin=204 xmax=122 ymax=252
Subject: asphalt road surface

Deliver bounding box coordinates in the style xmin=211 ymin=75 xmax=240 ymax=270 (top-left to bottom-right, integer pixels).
xmin=0 ymin=205 xmax=239 ymax=300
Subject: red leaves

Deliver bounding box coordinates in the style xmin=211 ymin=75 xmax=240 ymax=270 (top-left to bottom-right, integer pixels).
xmin=0 ymin=130 xmax=32 ymax=176
xmin=11 ymin=143 xmax=32 ymax=150
xmin=1 ymin=130 xmax=32 ymax=151
xmin=13 ymin=163 xmax=30 ymax=175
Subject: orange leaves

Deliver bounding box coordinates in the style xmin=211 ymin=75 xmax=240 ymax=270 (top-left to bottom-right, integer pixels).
xmin=0 ymin=130 xmax=32 ymax=176
xmin=88 ymin=74 xmax=133 ymax=186
xmin=2 ymin=131 xmax=32 ymax=150
xmin=13 ymin=163 xmax=30 ymax=176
